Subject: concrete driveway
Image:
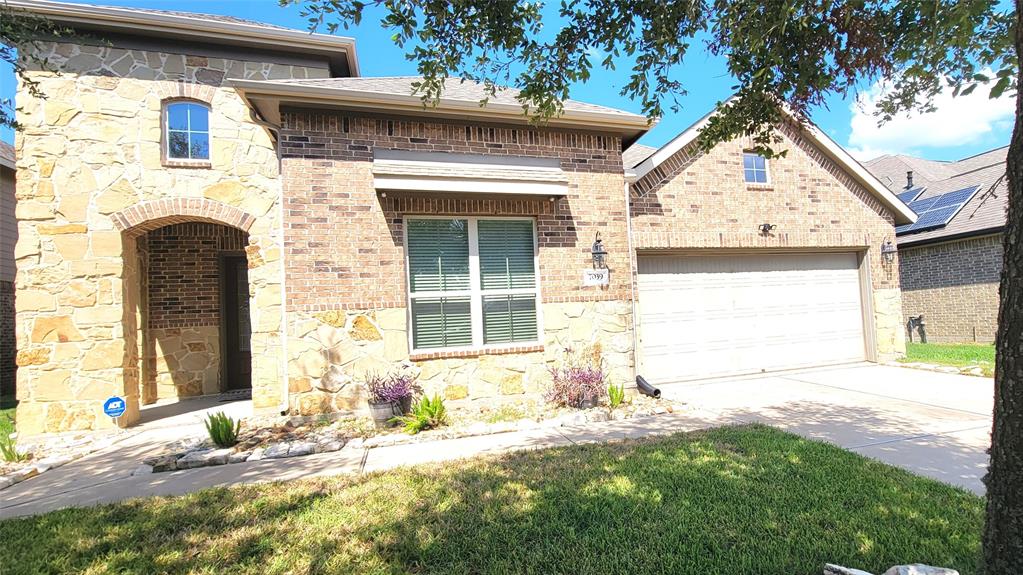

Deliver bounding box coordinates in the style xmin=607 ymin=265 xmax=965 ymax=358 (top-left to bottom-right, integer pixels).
xmin=658 ymin=362 xmax=993 ymax=494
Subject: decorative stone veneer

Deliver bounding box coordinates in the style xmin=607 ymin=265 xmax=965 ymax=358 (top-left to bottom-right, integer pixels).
xmin=286 ymin=301 xmax=634 ymax=416
xmin=630 ymin=122 xmax=906 ymax=361
xmin=899 ymin=234 xmax=1002 ymax=343
xmin=12 ymin=41 xmax=309 ymax=435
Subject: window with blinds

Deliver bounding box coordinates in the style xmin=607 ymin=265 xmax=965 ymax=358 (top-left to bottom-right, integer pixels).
xmin=406 ymin=217 xmax=540 ymax=351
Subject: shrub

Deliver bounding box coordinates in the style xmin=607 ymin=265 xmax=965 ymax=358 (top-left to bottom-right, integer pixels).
xmin=544 ymin=346 xmax=607 ymax=408
xmin=608 ymin=382 xmax=626 ymax=408
xmin=204 ymin=412 xmax=241 ymax=448
xmin=0 ymin=433 xmax=27 ymax=463
xmin=392 ymin=395 xmax=448 ymax=434
xmin=365 ymin=370 xmax=418 ymax=404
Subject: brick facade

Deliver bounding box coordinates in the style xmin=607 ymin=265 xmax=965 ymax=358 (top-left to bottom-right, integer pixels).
xmin=630 ymin=121 xmax=906 ymax=360
xmin=146 ymin=223 xmax=248 ymax=329
xmin=279 ymin=110 xmax=635 ymax=414
xmin=280 ymin=111 xmax=630 ymax=311
xmin=899 ymin=234 xmax=1002 ymax=343
xmin=0 ymin=281 xmax=13 ymax=401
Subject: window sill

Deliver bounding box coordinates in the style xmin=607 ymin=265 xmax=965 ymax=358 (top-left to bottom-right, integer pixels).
xmin=745 ymin=183 xmax=774 ymax=191
xmin=410 ymin=343 xmax=544 ymax=362
xmin=163 ymin=160 xmax=212 ymax=169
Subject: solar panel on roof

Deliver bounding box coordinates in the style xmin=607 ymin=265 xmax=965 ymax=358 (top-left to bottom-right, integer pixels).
xmin=897 ymin=187 xmax=925 ymax=203
xmin=931 ymin=186 xmax=979 ymax=209
xmin=898 ymin=185 xmax=980 ymax=235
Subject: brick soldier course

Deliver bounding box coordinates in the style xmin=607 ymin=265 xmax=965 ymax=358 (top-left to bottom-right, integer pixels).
xmin=10 ymin=1 xmax=912 ymax=436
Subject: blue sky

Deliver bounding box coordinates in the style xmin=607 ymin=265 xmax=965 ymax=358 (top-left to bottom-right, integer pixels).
xmin=0 ymin=0 xmax=1014 ymax=161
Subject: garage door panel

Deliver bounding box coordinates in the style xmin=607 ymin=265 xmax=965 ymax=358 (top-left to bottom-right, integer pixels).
xmin=638 ymin=253 xmax=866 ymax=383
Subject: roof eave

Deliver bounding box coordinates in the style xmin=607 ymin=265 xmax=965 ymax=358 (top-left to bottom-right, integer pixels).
xmin=7 ymin=0 xmax=360 ymax=76
xmin=231 ymin=79 xmax=654 ymax=141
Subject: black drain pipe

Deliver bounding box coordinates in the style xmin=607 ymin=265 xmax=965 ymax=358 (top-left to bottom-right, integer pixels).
xmin=636 ymin=375 xmax=661 ymax=399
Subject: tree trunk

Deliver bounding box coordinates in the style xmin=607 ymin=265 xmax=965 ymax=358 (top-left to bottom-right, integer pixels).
xmin=982 ymin=1 xmax=1023 ymax=572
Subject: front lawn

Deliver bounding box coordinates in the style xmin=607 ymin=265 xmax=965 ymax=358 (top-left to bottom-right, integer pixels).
xmin=902 ymin=342 xmax=996 ymax=376
xmin=2 ymin=425 xmax=982 ymax=575
xmin=0 ymin=395 xmax=15 ymax=437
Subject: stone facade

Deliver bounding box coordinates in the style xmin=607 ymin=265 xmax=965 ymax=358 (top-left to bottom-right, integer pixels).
xmin=279 ymin=111 xmax=634 ymax=414
xmin=11 ymin=40 xmax=309 ymax=434
xmin=899 ymin=234 xmax=1002 ymax=343
xmin=630 ymin=122 xmax=906 ymax=360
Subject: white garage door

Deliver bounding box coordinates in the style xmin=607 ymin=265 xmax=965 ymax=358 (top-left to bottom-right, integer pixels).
xmin=637 ymin=252 xmax=866 ymax=383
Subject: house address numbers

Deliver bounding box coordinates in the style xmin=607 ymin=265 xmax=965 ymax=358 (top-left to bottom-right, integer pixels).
xmin=582 ymin=268 xmax=610 ymax=286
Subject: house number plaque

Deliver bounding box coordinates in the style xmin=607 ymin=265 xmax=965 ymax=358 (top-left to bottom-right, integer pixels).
xmin=582 ymin=269 xmax=610 ymax=286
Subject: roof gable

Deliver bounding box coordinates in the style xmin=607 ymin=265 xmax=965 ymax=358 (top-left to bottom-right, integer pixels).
xmin=629 ymin=105 xmax=917 ymax=225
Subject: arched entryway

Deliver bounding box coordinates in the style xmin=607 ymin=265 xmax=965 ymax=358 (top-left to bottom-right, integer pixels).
xmin=113 ymin=199 xmax=261 ymax=426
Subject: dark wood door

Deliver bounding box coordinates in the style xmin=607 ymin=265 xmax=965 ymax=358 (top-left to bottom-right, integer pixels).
xmin=222 ymin=256 xmax=252 ymax=390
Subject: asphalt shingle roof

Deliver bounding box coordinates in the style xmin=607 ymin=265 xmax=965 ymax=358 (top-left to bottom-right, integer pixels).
xmin=271 ymin=76 xmax=646 ymax=119
xmin=92 ymin=4 xmax=293 ymax=31
xmin=0 ymin=141 xmax=14 ymax=170
xmin=622 ymin=143 xmax=657 ymax=169
xmin=864 ymin=147 xmax=1008 ymax=246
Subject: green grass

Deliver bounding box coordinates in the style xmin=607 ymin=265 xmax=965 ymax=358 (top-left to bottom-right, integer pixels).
xmin=903 ymin=343 xmax=996 ymax=376
xmin=0 ymin=395 xmax=15 ymax=437
xmin=0 ymin=425 xmax=982 ymax=575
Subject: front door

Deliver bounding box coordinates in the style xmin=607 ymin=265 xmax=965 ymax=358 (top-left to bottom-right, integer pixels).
xmin=221 ymin=255 xmax=252 ymax=391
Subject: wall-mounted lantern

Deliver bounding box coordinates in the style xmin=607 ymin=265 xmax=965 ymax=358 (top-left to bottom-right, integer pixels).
xmin=591 ymin=233 xmax=608 ymax=269
xmin=758 ymin=223 xmax=777 ymax=235
xmin=881 ymin=240 xmax=898 ymax=264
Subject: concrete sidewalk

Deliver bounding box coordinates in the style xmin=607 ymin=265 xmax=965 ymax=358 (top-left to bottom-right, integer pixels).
xmin=0 ymin=409 xmax=728 ymax=519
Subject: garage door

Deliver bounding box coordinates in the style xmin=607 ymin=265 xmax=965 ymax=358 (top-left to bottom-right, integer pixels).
xmin=637 ymin=252 xmax=866 ymax=383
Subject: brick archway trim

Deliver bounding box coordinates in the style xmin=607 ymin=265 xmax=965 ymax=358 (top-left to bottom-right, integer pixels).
xmin=111 ymin=198 xmax=256 ymax=236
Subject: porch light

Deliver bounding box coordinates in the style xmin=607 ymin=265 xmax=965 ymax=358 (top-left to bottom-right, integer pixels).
xmin=591 ymin=233 xmax=608 ymax=269
xmin=881 ymin=240 xmax=898 ymax=263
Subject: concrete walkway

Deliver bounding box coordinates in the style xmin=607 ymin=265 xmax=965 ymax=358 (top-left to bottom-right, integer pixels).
xmin=0 ymin=408 xmax=727 ymax=519
xmin=0 ymin=362 xmax=992 ymax=519
xmin=658 ymin=362 xmax=993 ymax=494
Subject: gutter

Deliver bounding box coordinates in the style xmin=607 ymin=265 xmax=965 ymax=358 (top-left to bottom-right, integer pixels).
xmin=229 ymin=79 xmax=654 ymax=136
xmin=623 ymin=179 xmax=640 ymax=384
xmin=898 ymin=227 xmax=1005 ymax=250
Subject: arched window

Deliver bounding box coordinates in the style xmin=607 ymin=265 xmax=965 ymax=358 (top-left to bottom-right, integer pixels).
xmin=164 ymin=101 xmax=210 ymax=162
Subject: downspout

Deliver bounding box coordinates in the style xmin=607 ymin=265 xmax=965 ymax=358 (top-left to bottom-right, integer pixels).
xmin=249 ymin=112 xmax=291 ymax=415
xmin=623 ymin=178 xmax=640 ymax=384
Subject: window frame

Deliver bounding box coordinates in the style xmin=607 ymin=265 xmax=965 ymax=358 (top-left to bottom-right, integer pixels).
xmin=742 ymin=151 xmax=770 ymax=185
xmin=162 ymin=99 xmax=212 ymax=167
xmin=403 ymin=215 xmax=544 ymax=354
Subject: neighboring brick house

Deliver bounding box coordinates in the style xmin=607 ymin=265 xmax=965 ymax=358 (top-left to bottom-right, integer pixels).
xmin=865 ymin=147 xmax=1008 ymax=343
xmin=1 ymin=142 xmax=15 ymax=401
xmin=9 ymin=0 xmax=912 ymax=436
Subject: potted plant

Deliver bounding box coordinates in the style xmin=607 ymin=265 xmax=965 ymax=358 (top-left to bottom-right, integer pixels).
xmin=365 ymin=370 xmax=419 ymax=428
xmin=544 ymin=346 xmax=607 ymax=409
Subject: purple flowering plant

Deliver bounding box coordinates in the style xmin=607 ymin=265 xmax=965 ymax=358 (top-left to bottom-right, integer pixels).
xmin=544 ymin=346 xmax=607 ymax=408
xmin=366 ymin=370 xmax=418 ymax=404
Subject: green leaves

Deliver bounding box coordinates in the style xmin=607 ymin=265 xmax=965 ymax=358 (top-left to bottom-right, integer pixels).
xmin=204 ymin=411 xmax=242 ymax=448
xmin=290 ymin=0 xmax=1015 ymax=155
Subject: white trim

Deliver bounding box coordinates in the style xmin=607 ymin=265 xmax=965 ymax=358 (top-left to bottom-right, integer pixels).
xmin=628 ymin=102 xmax=918 ymax=226
xmin=164 ymin=101 xmax=211 ymax=163
xmin=374 ymin=176 xmax=567 ymax=196
xmin=403 ymin=215 xmax=543 ymax=355
xmin=7 ymin=0 xmax=360 ymax=76
xmin=742 ymin=151 xmax=770 ymax=185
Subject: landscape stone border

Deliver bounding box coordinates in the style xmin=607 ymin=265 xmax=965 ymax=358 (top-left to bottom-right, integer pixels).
xmin=0 ymin=431 xmax=128 ymax=491
xmin=136 ymin=402 xmax=683 ymax=474
xmin=890 ymin=361 xmax=990 ymax=377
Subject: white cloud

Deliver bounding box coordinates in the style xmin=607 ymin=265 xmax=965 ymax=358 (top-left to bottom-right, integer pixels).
xmin=847 ymin=79 xmax=1015 ymax=161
